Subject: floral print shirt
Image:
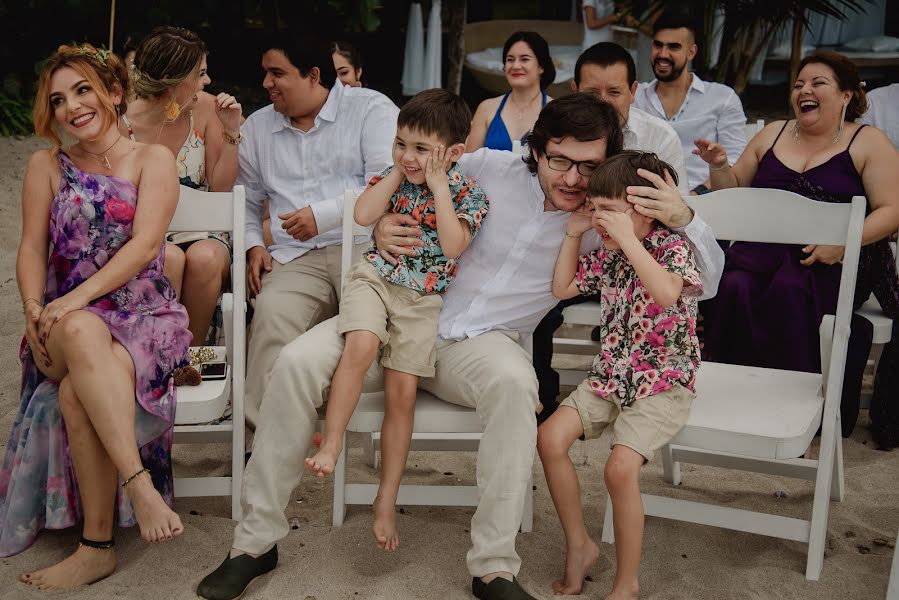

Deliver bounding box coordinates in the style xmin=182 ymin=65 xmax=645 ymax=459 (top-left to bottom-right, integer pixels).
xmin=365 ymin=164 xmax=488 ymax=294
xmin=576 ymin=225 xmax=703 ymax=406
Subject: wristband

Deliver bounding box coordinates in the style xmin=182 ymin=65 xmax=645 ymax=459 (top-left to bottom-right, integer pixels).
xmin=709 ymin=162 xmax=730 ymax=171
xmin=692 ymin=184 xmax=711 ymax=195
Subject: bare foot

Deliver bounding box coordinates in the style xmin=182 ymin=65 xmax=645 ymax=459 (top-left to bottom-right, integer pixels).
xmin=20 ymin=544 xmax=116 ymax=590
xmin=604 ymin=583 xmax=639 ymax=600
xmin=552 ymin=538 xmax=600 ymax=595
xmin=125 ymin=472 xmax=184 ymax=543
xmin=372 ymin=495 xmax=399 ymax=551
xmin=304 ymin=438 xmax=341 ymax=477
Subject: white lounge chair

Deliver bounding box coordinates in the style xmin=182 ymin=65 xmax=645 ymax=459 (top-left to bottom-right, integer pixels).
xmin=170 ymin=185 xmax=247 ymax=520
xmin=329 ymin=190 xmax=534 ymax=531
xmin=599 ymin=189 xmax=866 ymax=581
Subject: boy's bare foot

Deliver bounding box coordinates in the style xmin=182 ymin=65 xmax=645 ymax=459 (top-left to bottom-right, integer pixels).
xmin=20 ymin=545 xmax=116 ymax=590
xmin=604 ymin=583 xmax=639 ymax=600
xmin=304 ymin=438 xmax=341 ymax=477
xmin=125 ymin=472 xmax=184 ymax=543
xmin=372 ymin=495 xmax=399 ymax=551
xmin=552 ymin=539 xmax=600 ymax=595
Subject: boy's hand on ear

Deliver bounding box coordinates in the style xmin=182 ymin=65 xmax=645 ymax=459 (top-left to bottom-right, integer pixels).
xmin=597 ymin=209 xmax=637 ymax=244
xmin=424 ymin=146 xmax=452 ymax=190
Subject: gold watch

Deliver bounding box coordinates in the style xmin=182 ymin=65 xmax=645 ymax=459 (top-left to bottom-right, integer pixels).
xmin=223 ymin=130 xmax=242 ymax=145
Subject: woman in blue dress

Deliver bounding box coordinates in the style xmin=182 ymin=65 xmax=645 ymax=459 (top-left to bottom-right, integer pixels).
xmin=468 ymin=31 xmax=555 ymax=152
xmin=0 ymin=43 xmax=191 ymax=588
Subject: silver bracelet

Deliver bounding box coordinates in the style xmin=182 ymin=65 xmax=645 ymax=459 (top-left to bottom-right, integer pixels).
xmin=564 ymin=231 xmax=582 ymax=239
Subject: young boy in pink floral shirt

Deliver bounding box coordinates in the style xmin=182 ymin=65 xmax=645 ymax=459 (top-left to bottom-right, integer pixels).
xmin=538 ymin=151 xmax=702 ymax=600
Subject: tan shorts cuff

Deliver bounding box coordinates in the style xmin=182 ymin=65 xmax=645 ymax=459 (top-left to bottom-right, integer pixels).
xmin=380 ymin=357 xmax=436 ymax=378
xmin=337 ymin=319 xmax=389 ymax=345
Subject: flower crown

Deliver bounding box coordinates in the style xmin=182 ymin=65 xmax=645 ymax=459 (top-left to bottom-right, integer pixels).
xmin=71 ymin=44 xmax=113 ymax=64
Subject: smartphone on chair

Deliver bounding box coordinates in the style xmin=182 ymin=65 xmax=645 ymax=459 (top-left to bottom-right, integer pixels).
xmin=200 ymin=361 xmax=228 ymax=380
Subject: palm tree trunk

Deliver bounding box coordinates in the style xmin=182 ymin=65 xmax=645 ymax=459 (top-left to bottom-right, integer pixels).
xmin=446 ymin=0 xmax=466 ymax=94
xmin=790 ymin=16 xmax=805 ymax=88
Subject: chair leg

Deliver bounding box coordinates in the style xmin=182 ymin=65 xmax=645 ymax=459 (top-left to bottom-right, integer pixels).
xmin=332 ymin=431 xmax=348 ymax=527
xmin=661 ymin=444 xmax=681 ymax=486
xmin=806 ymin=414 xmax=838 ymax=580
xmin=831 ymin=415 xmax=845 ymax=503
xmin=362 ymin=432 xmax=378 ymax=469
xmin=887 ymin=529 xmax=899 ymax=600
xmin=600 ymin=495 xmax=615 ymax=544
xmin=520 ymin=476 xmax=534 ymax=533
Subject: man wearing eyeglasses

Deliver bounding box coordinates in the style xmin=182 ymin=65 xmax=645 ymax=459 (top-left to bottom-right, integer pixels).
xmin=212 ymin=93 xmax=723 ymax=600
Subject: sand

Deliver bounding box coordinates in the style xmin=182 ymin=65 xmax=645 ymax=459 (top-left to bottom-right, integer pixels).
xmin=0 ymin=135 xmax=896 ymax=600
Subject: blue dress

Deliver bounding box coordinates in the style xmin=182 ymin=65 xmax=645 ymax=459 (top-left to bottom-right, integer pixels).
xmin=483 ymin=91 xmax=548 ymax=151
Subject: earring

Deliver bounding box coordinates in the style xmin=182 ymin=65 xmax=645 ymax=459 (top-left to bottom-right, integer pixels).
xmin=791 ymin=119 xmax=801 ymax=142
xmin=833 ymin=103 xmax=847 ymax=145
xmin=354 ymin=81 xmax=362 ymax=87
xmin=165 ymin=99 xmax=181 ymax=122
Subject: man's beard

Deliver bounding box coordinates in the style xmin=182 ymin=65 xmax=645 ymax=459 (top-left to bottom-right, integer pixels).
xmin=653 ymin=59 xmax=686 ymax=83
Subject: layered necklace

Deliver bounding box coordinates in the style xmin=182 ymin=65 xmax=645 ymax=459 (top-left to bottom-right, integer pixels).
xmin=81 ymin=135 xmax=123 ymax=170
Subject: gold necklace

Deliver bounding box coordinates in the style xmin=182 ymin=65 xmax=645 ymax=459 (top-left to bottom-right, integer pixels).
xmin=508 ymin=90 xmax=541 ymax=120
xmin=82 ymin=136 xmax=123 ymax=170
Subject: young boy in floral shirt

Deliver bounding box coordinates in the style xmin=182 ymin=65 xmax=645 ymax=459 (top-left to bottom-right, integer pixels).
xmin=304 ymin=89 xmax=488 ymax=552
xmin=538 ymin=151 xmax=701 ymax=600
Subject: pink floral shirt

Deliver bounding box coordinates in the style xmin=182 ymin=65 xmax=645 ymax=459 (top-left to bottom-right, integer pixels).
xmin=575 ymin=225 xmax=702 ymax=406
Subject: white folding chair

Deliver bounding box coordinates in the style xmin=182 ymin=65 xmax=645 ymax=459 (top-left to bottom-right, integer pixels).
xmin=745 ymin=118 xmax=765 ymax=141
xmin=599 ymin=189 xmax=865 ymax=581
xmin=170 ymin=185 xmax=247 ymax=520
xmin=888 ymin=528 xmax=899 ymax=600
xmin=330 ymin=190 xmax=534 ymax=531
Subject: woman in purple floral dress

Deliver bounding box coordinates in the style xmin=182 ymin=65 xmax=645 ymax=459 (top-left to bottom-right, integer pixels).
xmin=0 ymin=44 xmax=191 ymax=589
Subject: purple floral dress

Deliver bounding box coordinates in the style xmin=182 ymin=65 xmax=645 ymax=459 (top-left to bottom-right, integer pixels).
xmin=0 ymin=151 xmax=191 ymax=557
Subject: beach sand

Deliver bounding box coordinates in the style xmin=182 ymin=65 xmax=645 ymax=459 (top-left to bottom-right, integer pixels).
xmin=0 ymin=135 xmax=895 ymax=599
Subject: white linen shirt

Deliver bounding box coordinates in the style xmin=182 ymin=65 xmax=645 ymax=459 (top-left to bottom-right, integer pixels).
xmin=859 ymin=84 xmax=899 ymax=148
xmin=624 ymin=107 xmax=690 ymax=195
xmin=437 ymin=149 xmax=724 ymax=341
xmin=238 ymin=82 xmax=399 ymax=264
xmin=634 ymin=75 xmax=747 ymax=189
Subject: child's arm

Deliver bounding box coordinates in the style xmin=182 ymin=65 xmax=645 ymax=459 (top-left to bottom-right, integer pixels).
xmin=354 ymin=166 xmax=405 ymax=226
xmin=552 ymin=208 xmax=595 ymax=299
xmin=598 ymin=211 xmax=684 ymax=308
xmin=427 ymin=147 xmax=471 ymax=259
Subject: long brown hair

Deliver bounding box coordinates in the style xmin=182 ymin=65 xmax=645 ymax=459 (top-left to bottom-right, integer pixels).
xmin=33 ymin=43 xmax=129 ymax=148
xmin=131 ymin=26 xmax=207 ymax=99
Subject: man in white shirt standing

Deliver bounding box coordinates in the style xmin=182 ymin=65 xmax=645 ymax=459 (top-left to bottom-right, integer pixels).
xmin=633 ymin=13 xmax=748 ymax=194
xmin=533 ymin=41 xmax=694 ymax=422
xmin=196 ymin=93 xmax=724 ymax=600
xmin=238 ymin=36 xmax=398 ymax=426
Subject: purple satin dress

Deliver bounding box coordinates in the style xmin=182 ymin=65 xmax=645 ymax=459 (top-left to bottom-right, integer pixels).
xmin=701 ymin=123 xmax=899 ymax=447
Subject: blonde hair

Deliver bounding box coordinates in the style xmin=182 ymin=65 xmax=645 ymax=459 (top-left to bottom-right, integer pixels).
xmin=131 ymin=26 xmax=206 ymax=100
xmin=33 ymin=43 xmax=129 ymax=148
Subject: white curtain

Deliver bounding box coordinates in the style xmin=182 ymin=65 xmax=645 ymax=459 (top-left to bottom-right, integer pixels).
xmin=423 ymin=0 xmax=442 ymax=89
xmin=401 ymin=2 xmax=425 ymax=96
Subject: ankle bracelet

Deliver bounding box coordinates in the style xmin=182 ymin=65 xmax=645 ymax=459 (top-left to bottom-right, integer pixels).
xmin=79 ymin=537 xmax=115 ymax=549
xmin=122 ymin=467 xmax=150 ymax=488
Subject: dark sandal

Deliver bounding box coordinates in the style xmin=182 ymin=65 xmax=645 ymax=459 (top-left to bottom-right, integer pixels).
xmin=196 ymin=545 xmax=278 ymax=600
xmin=471 ymin=576 xmax=536 ymax=600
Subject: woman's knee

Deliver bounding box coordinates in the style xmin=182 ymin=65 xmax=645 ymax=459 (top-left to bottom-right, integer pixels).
xmin=164 ymin=243 xmax=186 ymax=279
xmin=185 ymin=241 xmax=228 ymax=280
xmin=53 ymin=311 xmax=107 ymax=350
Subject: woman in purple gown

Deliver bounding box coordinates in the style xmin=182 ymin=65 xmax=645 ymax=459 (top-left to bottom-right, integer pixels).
xmin=694 ymin=52 xmax=899 ymax=449
xmin=0 ymin=44 xmax=191 ymax=589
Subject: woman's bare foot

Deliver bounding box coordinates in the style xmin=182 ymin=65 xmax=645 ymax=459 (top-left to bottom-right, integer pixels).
xmin=304 ymin=437 xmax=341 ymax=477
xmin=604 ymin=582 xmax=639 ymax=600
xmin=372 ymin=495 xmax=399 ymax=551
xmin=552 ymin=538 xmax=600 ymax=595
xmin=20 ymin=545 xmax=116 ymax=590
xmin=124 ymin=471 xmax=183 ymax=543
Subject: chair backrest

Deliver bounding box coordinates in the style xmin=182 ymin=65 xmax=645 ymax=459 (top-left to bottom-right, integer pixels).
xmin=745 ymin=119 xmax=764 ymax=142
xmin=687 ymin=188 xmax=865 ymax=424
xmin=169 ymin=184 xmax=247 ymax=422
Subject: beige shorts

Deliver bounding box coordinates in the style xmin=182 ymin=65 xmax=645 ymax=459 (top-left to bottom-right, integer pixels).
xmin=337 ymin=261 xmax=443 ymax=378
xmin=560 ymin=379 xmax=694 ymax=461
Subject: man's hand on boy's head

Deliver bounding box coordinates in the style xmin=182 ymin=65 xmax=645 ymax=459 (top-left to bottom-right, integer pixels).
xmin=278 ymin=206 xmax=318 ymax=241
xmin=625 ymin=168 xmax=693 ymax=229
xmin=597 ymin=209 xmax=637 ymax=244
xmin=424 ymin=146 xmax=452 ymax=190
xmin=374 ymin=213 xmax=424 ymax=265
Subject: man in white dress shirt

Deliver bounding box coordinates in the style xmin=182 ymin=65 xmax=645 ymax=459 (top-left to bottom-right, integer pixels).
xmin=632 ymin=13 xmax=748 ymax=193
xmin=237 ymin=37 xmax=398 ymax=426
xmin=859 ymin=83 xmax=899 ymax=148
xmin=197 ymin=94 xmax=724 ymax=600
xmin=532 ymin=41 xmax=693 ymax=422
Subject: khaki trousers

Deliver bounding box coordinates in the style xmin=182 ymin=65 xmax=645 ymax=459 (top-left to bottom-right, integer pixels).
xmin=244 ymin=243 xmax=367 ymax=427
xmin=233 ymin=317 xmax=539 ymax=577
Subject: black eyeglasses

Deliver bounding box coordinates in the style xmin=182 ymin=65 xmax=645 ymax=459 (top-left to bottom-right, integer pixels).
xmin=544 ymin=154 xmax=599 ymax=177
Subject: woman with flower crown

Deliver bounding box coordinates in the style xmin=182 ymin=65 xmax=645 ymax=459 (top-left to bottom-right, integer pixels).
xmin=0 ymin=43 xmax=192 ymax=588
xmin=123 ymin=26 xmax=242 ymax=345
